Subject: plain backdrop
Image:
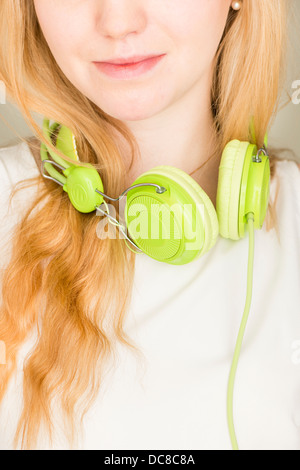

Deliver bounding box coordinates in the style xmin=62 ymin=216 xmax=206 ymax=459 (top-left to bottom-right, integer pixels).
xmin=0 ymin=3 xmax=299 ymax=162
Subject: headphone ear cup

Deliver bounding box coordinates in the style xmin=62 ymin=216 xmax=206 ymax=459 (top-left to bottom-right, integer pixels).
xmin=124 ymin=165 xmax=219 ymax=265
xmin=45 ymin=123 xmax=80 ymax=168
xmin=216 ymin=140 xmax=251 ymax=240
xmin=56 ymin=124 xmax=80 ymax=163
xmin=159 ymin=166 xmax=219 ymax=255
xmin=41 ymin=119 xmax=67 ymax=185
xmin=41 ymin=119 xmax=105 ymax=213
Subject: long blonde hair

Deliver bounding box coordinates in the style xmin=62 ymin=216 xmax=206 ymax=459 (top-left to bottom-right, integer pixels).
xmin=0 ymin=0 xmax=294 ymax=449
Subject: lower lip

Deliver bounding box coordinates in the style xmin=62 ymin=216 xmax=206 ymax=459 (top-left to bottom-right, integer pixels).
xmin=93 ymin=55 xmax=166 ymax=80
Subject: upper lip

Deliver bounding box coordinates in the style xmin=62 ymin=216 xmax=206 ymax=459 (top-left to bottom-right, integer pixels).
xmin=96 ymin=54 xmax=165 ymax=65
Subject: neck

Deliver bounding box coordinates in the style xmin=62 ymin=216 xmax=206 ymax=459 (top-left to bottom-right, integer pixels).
xmin=120 ymin=66 xmax=220 ymax=208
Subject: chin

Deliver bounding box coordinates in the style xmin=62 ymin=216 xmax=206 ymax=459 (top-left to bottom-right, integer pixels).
xmin=96 ymin=102 xmax=163 ymax=122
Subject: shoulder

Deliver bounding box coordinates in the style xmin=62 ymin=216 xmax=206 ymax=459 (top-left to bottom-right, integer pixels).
xmin=0 ymin=140 xmax=41 ymax=259
xmin=273 ymin=157 xmax=300 ymax=172
xmin=0 ymin=139 xmax=41 ymax=212
xmin=0 ymin=139 xmax=40 ymax=187
xmin=272 ymin=158 xmax=300 ymax=197
xmin=270 ymin=157 xmax=300 ymax=233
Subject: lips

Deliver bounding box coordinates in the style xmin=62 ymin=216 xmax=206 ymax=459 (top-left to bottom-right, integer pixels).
xmin=93 ymin=54 xmax=166 ymax=80
xmin=99 ymin=54 xmax=165 ymax=65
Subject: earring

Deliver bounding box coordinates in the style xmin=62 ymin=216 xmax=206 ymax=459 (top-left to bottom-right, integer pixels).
xmin=231 ymin=1 xmax=242 ymax=10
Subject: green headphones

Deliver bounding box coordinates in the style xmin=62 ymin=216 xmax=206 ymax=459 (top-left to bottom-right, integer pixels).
xmin=40 ymin=118 xmax=270 ymax=266
xmin=40 ymin=117 xmax=271 ymax=449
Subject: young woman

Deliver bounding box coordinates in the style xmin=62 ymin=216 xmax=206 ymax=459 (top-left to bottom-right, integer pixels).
xmin=0 ymin=0 xmax=299 ymax=450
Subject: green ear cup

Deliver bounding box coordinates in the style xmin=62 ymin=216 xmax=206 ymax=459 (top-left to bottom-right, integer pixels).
xmin=55 ymin=123 xmax=80 ymax=162
xmin=41 ymin=120 xmax=67 ymax=185
xmin=217 ymin=141 xmax=250 ymax=240
xmin=62 ymin=165 xmax=104 ymax=213
xmin=124 ymin=165 xmax=219 ymax=265
xmin=216 ymin=140 xmax=270 ymax=240
xmin=41 ymin=118 xmax=104 ymax=213
xmin=240 ymin=146 xmax=270 ymax=235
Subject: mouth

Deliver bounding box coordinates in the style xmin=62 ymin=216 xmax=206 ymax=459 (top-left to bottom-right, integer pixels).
xmin=93 ymin=54 xmax=166 ymax=80
xmin=98 ymin=54 xmax=165 ymax=65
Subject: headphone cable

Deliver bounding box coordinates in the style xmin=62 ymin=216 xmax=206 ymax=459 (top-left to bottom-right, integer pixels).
xmin=227 ymin=212 xmax=255 ymax=450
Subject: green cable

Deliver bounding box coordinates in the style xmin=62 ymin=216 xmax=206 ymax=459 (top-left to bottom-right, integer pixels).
xmin=227 ymin=213 xmax=255 ymax=450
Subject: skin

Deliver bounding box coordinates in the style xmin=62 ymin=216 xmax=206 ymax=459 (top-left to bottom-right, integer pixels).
xmin=33 ymin=0 xmax=233 ymax=207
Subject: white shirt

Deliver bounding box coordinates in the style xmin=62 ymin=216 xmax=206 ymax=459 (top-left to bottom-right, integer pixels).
xmin=0 ymin=140 xmax=300 ymax=450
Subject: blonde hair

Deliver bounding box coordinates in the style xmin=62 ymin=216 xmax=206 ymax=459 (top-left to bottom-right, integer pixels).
xmin=0 ymin=0 xmax=295 ymax=449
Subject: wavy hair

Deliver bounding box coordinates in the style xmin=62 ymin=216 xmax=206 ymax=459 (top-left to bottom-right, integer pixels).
xmin=0 ymin=0 xmax=295 ymax=449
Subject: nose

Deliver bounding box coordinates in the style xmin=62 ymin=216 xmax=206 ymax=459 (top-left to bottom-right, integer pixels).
xmin=96 ymin=0 xmax=147 ymax=40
